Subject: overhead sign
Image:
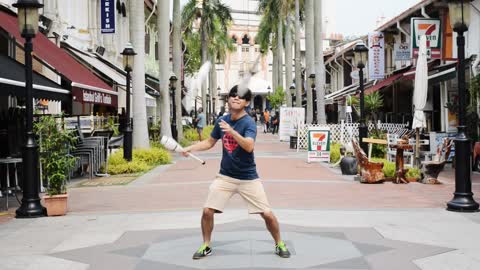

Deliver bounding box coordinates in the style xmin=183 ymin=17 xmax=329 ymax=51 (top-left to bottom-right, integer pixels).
xmin=411 ymin=18 xmax=442 ymax=59
xmin=279 ymin=107 xmax=305 ymax=141
xmin=72 ymin=87 xmax=118 ymax=107
xmin=394 ymin=42 xmax=410 ymax=61
xmin=101 ymin=0 xmax=115 ymax=34
xmin=368 ymin=32 xmax=385 ymax=80
xmin=307 ymin=127 xmax=331 ymax=163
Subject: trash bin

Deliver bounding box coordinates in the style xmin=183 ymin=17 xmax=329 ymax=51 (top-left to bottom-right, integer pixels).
xmin=289 ymin=136 xmax=298 ymax=149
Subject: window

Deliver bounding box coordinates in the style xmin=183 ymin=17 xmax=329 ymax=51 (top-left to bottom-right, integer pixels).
xmin=242 ymin=47 xmax=249 ymax=52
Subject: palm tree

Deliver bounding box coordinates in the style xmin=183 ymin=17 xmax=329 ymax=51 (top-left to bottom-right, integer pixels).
xmin=304 ymin=0 xmax=314 ymax=124
xmin=129 ymin=0 xmax=149 ymax=148
xmin=182 ymin=0 xmax=232 ymax=117
xmin=157 ymin=0 xmax=172 ymax=137
xmin=207 ymin=18 xmax=235 ymax=116
xmin=314 ymin=0 xmax=326 ymax=124
xmin=294 ymin=0 xmax=302 ymax=108
xmin=285 ymin=14 xmax=293 ymax=107
xmin=173 ymin=0 xmax=183 ymax=140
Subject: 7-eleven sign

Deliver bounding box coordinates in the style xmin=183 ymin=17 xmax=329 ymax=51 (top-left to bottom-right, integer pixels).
xmin=411 ymin=18 xmax=442 ymax=59
xmin=307 ymin=128 xmax=331 ymax=163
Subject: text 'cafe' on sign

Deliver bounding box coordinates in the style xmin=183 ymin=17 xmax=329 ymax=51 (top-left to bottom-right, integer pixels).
xmin=72 ymin=87 xmax=118 ymax=107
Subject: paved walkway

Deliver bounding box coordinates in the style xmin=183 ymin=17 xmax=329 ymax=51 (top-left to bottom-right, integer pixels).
xmin=1 ymin=130 xmax=480 ymax=269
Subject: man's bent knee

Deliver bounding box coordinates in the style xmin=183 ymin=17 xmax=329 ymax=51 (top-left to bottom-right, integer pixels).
xmin=260 ymin=210 xmax=275 ymax=220
xmin=202 ymin=208 xmax=216 ymax=218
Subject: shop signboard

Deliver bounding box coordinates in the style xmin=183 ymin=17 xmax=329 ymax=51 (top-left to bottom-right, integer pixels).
xmin=394 ymin=42 xmax=410 ymax=61
xmin=307 ymin=127 xmax=331 ymax=163
xmin=368 ymin=32 xmax=385 ymax=80
xmin=279 ymin=107 xmax=305 ymax=141
xmin=411 ymin=18 xmax=442 ymax=59
xmin=101 ymin=0 xmax=115 ymax=34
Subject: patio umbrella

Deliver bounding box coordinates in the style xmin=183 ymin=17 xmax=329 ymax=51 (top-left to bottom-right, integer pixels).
xmin=412 ymin=35 xmax=429 ymax=166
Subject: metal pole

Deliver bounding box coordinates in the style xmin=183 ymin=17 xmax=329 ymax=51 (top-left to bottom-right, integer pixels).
xmin=123 ymin=70 xmax=133 ymax=161
xmin=16 ymin=36 xmax=46 ymax=218
xmin=447 ymin=29 xmax=479 ymax=212
xmin=358 ymin=67 xmax=368 ymax=153
xmin=171 ymin=87 xmax=177 ymax=140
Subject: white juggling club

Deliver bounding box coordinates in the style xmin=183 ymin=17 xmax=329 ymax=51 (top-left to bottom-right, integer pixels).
xmin=160 ymin=136 xmax=206 ymax=165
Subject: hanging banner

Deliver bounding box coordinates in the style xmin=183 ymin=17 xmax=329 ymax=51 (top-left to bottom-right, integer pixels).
xmin=279 ymin=107 xmax=305 ymax=141
xmin=394 ymin=42 xmax=410 ymax=61
xmin=101 ymin=0 xmax=115 ymax=34
xmin=411 ymin=18 xmax=442 ymax=59
xmin=307 ymin=127 xmax=331 ymax=163
xmin=368 ymin=32 xmax=385 ymax=80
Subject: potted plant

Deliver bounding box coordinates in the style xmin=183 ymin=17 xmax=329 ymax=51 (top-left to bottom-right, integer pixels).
xmin=405 ymin=168 xmax=421 ymax=182
xmin=35 ymin=115 xmax=77 ymax=216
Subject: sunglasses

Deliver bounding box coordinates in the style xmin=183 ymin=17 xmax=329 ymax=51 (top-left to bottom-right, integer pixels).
xmin=228 ymin=92 xmax=246 ymax=99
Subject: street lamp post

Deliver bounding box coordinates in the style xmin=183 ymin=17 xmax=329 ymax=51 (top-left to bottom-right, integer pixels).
xmin=206 ymin=92 xmax=211 ymax=125
xmin=309 ymin=74 xmax=316 ymax=123
xmin=290 ymin=84 xmax=295 ymax=107
xmin=353 ymin=41 xmax=369 ymax=154
xmin=14 ymin=0 xmax=47 ymax=218
xmin=120 ymin=43 xmax=136 ymax=161
xmin=446 ymin=0 xmax=479 ymax=212
xmin=169 ymin=74 xmax=178 ymax=141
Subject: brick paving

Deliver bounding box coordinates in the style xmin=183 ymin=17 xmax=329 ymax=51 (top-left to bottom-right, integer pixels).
xmin=61 ymin=130 xmax=480 ymax=214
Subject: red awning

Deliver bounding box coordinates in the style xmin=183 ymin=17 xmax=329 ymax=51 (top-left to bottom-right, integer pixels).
xmin=0 ymin=10 xmax=117 ymax=107
xmin=364 ymin=73 xmax=404 ymax=95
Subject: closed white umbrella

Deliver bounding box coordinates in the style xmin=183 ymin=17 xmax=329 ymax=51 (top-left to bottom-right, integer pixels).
xmin=412 ymin=35 xmax=428 ymax=167
xmin=412 ymin=35 xmax=428 ymax=129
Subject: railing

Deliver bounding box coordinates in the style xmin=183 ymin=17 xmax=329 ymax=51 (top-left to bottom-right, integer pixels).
xmin=296 ymin=120 xmax=409 ymax=151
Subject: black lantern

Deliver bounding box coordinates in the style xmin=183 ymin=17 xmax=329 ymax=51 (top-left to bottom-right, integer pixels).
xmin=120 ymin=43 xmax=136 ymax=161
xmin=14 ymin=0 xmax=47 ymax=218
xmin=169 ymin=73 xmax=178 ymax=140
xmin=446 ymin=0 xmax=479 ymax=212
xmin=289 ymin=84 xmax=296 ymax=107
xmin=353 ymin=41 xmax=369 ymax=154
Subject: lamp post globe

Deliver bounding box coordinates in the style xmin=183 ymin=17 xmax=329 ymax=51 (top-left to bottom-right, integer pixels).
xmin=353 ymin=41 xmax=369 ymax=154
xmin=13 ymin=0 xmax=47 ymax=218
xmin=120 ymin=43 xmax=136 ymax=161
xmin=446 ymin=0 xmax=479 ymax=212
xmin=290 ymin=84 xmax=296 ymax=107
xmin=169 ymin=73 xmax=178 ymax=140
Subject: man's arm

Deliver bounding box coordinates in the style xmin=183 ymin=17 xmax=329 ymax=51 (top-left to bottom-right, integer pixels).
xmin=183 ymin=137 xmax=217 ymax=154
xmin=219 ymin=120 xmax=255 ymax=153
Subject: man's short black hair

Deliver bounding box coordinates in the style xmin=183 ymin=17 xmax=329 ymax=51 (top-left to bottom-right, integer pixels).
xmin=229 ymin=85 xmax=252 ymax=102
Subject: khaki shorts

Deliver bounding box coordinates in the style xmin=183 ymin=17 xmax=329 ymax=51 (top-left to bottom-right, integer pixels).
xmin=204 ymin=174 xmax=271 ymax=214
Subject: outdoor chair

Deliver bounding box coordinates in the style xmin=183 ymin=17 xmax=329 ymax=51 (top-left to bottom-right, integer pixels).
xmin=352 ymin=138 xmax=385 ymax=184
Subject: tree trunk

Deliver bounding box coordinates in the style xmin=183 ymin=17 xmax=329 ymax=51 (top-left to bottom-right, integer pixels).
xmin=314 ymin=0 xmax=327 ymax=124
xmin=294 ymin=0 xmax=302 ymax=108
xmin=173 ymin=0 xmax=183 ymax=139
xmin=277 ymin=19 xmax=284 ymax=92
xmin=285 ymin=14 xmax=293 ymax=107
xmin=305 ymin=0 xmax=314 ymax=124
xmin=157 ymin=0 xmax=172 ymax=137
xmin=210 ymin=57 xmax=217 ymax=117
xmin=200 ymin=3 xmax=208 ymax=116
xmin=272 ymin=46 xmax=278 ymax=92
xmin=130 ymin=0 xmax=149 ymax=148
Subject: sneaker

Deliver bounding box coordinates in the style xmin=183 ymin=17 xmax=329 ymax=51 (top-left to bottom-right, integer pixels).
xmin=192 ymin=244 xmax=212 ymax=259
xmin=275 ymin=241 xmax=291 ymax=258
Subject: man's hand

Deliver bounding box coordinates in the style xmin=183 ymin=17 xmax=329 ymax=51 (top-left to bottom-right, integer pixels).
xmin=219 ymin=120 xmax=234 ymax=134
xmin=181 ymin=146 xmax=191 ymax=157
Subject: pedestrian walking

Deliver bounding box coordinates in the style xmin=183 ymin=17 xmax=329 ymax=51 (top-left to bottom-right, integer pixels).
xmin=195 ymin=108 xmax=206 ymax=141
xmin=263 ymin=109 xmax=270 ymax=133
xmin=271 ymin=111 xmax=280 ymax=134
xmin=182 ymin=85 xmax=291 ymax=260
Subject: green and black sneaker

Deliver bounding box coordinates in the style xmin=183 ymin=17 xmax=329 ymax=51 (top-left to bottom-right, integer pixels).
xmin=275 ymin=241 xmax=291 ymax=258
xmin=192 ymin=243 xmax=212 ymax=260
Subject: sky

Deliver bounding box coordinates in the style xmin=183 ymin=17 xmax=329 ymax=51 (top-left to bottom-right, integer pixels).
xmin=174 ymin=0 xmax=423 ymax=36
xmin=331 ymin=0 xmax=422 ymax=36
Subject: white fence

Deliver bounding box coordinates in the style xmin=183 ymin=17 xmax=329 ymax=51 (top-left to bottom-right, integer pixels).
xmin=297 ymin=121 xmax=408 ymax=150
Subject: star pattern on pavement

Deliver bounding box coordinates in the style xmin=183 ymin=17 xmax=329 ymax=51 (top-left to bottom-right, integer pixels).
xmin=51 ymin=219 xmax=453 ymax=270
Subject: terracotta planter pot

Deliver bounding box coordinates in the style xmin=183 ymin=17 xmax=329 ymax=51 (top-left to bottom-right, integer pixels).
xmin=43 ymin=194 xmax=68 ymax=216
xmin=406 ymin=177 xmax=418 ymax=182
